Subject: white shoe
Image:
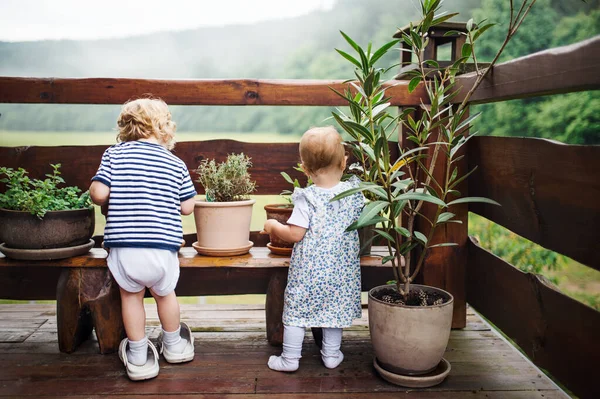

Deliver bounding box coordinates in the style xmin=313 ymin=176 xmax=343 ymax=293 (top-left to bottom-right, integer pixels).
xmin=158 ymin=322 xmax=195 ymax=363
xmin=118 ymin=338 xmax=159 ymax=381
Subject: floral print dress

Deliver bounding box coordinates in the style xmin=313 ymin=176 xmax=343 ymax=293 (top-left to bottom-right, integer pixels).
xmin=282 ymin=176 xmax=364 ymax=328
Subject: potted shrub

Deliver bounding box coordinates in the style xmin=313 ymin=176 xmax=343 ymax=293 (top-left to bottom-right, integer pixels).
xmin=193 ymin=153 xmax=257 ymax=256
xmin=0 ymin=164 xmax=95 ymax=260
xmin=264 ymin=164 xmax=310 ymax=255
xmin=331 ymin=0 xmax=530 ymax=387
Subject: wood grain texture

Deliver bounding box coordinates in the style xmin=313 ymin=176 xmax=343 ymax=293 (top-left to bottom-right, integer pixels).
xmin=0 ymin=140 xmax=307 ymax=195
xmin=455 ymin=35 xmax=600 ymax=104
xmin=0 ymin=38 xmax=597 ymax=109
xmin=0 ymin=302 xmax=568 ymax=398
xmin=0 ymin=247 xmax=394 ymax=299
xmin=0 ymin=77 xmax=427 ymax=106
xmin=468 ymin=136 xmax=600 ymax=270
xmin=410 ymin=108 xmax=468 ymax=329
xmin=0 ymin=140 xmax=398 ymax=196
xmin=467 ymin=236 xmax=600 ymax=399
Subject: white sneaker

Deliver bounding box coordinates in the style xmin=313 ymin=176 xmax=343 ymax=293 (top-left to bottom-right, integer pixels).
xmin=158 ymin=322 xmax=195 ymax=363
xmin=118 ymin=338 xmax=159 ymax=381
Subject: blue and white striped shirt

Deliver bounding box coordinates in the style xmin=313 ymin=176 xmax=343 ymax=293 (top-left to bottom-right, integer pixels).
xmin=92 ymin=141 xmax=197 ymax=252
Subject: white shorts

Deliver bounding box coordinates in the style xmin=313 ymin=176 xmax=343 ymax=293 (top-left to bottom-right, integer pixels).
xmin=107 ymin=247 xmax=180 ymax=296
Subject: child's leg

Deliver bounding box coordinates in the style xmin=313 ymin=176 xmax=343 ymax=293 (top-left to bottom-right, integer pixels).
xmin=151 ymin=290 xmax=188 ymax=353
xmin=120 ymin=287 xmax=148 ymax=366
xmin=321 ymin=327 xmax=344 ymax=369
xmin=268 ymin=325 xmax=304 ymax=372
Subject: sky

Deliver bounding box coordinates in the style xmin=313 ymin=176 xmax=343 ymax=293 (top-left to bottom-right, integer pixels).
xmin=0 ymin=0 xmax=336 ymax=42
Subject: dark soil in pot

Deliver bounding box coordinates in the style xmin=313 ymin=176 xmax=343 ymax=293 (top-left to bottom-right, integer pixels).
xmin=373 ymin=286 xmax=450 ymax=307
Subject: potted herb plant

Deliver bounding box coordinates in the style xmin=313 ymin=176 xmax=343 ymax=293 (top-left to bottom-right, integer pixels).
xmin=331 ymin=0 xmax=531 ymax=387
xmin=0 ymin=164 xmax=95 ymax=260
xmin=264 ymin=164 xmax=310 ymax=255
xmin=193 ymin=153 xmax=257 ymax=256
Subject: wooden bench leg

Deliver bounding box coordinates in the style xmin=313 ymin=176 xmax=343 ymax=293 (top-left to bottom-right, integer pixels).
xmin=265 ymin=269 xmax=287 ymax=346
xmin=56 ymin=268 xmax=125 ymax=354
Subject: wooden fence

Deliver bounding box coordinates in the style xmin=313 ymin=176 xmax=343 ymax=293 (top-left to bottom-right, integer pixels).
xmin=0 ymin=35 xmax=599 ymax=398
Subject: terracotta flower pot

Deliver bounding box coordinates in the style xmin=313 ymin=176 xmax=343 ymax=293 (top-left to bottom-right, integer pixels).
xmin=0 ymin=207 xmax=95 ymax=249
xmin=193 ymin=199 xmax=255 ymax=256
xmin=368 ymin=284 xmax=453 ymax=378
xmin=264 ymin=204 xmax=294 ymax=249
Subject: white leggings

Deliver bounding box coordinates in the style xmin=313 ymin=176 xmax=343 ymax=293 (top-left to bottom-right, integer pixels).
xmin=282 ymin=325 xmax=343 ymax=359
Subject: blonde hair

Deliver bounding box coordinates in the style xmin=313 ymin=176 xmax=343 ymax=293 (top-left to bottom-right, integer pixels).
xmin=117 ymin=98 xmax=176 ymax=150
xmin=299 ymin=126 xmax=345 ymax=176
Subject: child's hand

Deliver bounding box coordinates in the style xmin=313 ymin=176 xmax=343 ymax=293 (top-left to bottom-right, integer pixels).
xmin=264 ymin=219 xmax=279 ymax=235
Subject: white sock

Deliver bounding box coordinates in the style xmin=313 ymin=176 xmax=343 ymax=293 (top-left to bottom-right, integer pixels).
xmin=321 ymin=328 xmax=344 ymax=369
xmin=268 ymin=325 xmax=304 ymax=372
xmin=127 ymin=337 xmax=148 ymax=366
xmin=162 ymin=326 xmax=188 ymax=354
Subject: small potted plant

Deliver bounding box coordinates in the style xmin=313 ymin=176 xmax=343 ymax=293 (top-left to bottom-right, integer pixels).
xmin=331 ymin=0 xmax=528 ymax=387
xmin=264 ymin=164 xmax=310 ymax=256
xmin=193 ymin=153 xmax=257 ymax=256
xmin=0 ymin=164 xmax=95 ymax=260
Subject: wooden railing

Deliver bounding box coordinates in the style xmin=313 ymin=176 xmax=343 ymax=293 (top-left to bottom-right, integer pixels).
xmin=0 ymin=35 xmax=598 ymax=398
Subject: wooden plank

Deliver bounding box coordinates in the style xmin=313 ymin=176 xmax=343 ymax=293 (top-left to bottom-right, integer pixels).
xmin=468 ymin=136 xmax=600 ymax=270
xmin=0 ymin=140 xmax=398 ymax=196
xmin=467 ymin=236 xmax=600 ymax=399
xmin=0 ymin=77 xmax=427 ymax=106
xmin=0 ymin=393 xmax=567 ymax=399
xmin=0 ymin=247 xmax=393 ymax=299
xmin=0 ymin=247 xmax=391 ymax=268
xmin=456 ymin=35 xmax=600 ymax=104
xmin=0 ymin=38 xmax=597 ymax=110
xmin=0 ymin=140 xmax=307 ymax=195
xmin=410 ymin=108 xmax=469 ymax=329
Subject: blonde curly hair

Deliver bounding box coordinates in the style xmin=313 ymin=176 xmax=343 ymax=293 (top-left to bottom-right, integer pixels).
xmin=299 ymin=126 xmax=345 ymax=176
xmin=117 ymin=98 xmax=176 ymax=149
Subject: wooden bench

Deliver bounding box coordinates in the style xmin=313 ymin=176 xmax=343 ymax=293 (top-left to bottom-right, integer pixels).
xmin=0 ymin=239 xmax=392 ymax=354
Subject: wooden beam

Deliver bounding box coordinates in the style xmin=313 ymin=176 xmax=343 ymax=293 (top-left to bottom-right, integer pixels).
xmin=466 ymin=236 xmax=600 ymax=399
xmin=0 ymin=77 xmax=427 ymax=106
xmin=0 ymin=140 xmax=307 ymax=195
xmin=468 ymin=136 xmax=600 ymax=270
xmin=0 ymin=38 xmax=597 ymax=107
xmin=457 ymin=35 xmax=600 ymax=104
xmin=0 ymin=247 xmax=393 ymax=299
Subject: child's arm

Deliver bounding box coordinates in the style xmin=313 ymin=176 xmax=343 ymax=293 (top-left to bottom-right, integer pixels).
xmin=90 ymin=181 xmax=110 ymax=206
xmin=264 ymin=219 xmax=307 ymax=243
xmin=181 ymin=197 xmax=195 ymax=216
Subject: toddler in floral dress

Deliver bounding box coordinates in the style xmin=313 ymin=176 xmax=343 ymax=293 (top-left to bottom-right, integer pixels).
xmin=263 ymin=126 xmax=364 ymax=372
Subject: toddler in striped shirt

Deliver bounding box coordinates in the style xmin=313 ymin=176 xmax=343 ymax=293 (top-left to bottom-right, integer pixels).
xmin=90 ymin=98 xmax=197 ymax=380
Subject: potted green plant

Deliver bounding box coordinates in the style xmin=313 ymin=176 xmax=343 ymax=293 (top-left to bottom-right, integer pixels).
xmin=193 ymin=153 xmax=257 ymax=256
xmin=0 ymin=164 xmax=95 ymax=260
xmin=264 ymin=164 xmax=310 ymax=255
xmin=331 ymin=0 xmax=532 ymax=387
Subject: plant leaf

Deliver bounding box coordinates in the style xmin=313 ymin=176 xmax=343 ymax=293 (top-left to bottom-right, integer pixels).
xmin=436 ymin=212 xmax=455 ymax=223
xmin=408 ymin=76 xmax=421 ymax=93
xmin=335 ymin=49 xmax=362 ymax=69
xmin=447 ymin=196 xmax=501 ymax=206
xmin=429 ymin=242 xmax=459 ymax=248
xmin=414 ymin=231 xmax=428 ymax=245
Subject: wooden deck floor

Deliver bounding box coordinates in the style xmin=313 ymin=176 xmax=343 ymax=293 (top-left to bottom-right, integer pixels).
xmin=0 ymin=303 xmax=567 ymax=398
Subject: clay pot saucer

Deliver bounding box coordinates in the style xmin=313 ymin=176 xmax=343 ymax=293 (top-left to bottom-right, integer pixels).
xmin=0 ymin=239 xmax=95 ymax=261
xmin=192 ymin=241 xmax=253 ymax=256
xmin=266 ymin=242 xmax=293 ymax=256
xmin=373 ymin=357 xmax=451 ymax=388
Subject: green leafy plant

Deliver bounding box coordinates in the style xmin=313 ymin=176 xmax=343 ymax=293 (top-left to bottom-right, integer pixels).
xmin=280 ymin=163 xmax=312 ymax=204
xmin=331 ymin=0 xmax=536 ymax=302
xmin=196 ymin=153 xmax=256 ymax=202
xmin=0 ymin=164 xmax=92 ymax=219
